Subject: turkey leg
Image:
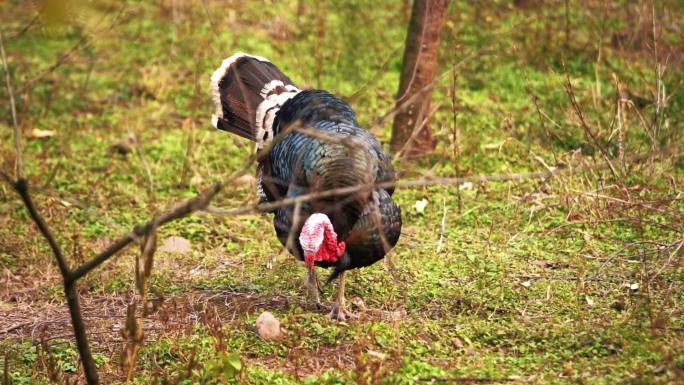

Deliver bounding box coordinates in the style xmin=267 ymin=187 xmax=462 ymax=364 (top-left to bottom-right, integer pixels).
xmin=306 ymin=268 xmax=322 ymax=310
xmin=328 ymin=271 xmax=355 ymax=321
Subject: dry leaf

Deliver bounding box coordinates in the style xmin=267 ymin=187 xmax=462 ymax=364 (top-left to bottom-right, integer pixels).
xmin=482 ymin=141 xmax=503 ymax=150
xmin=28 ymin=129 xmax=56 ymax=139
xmin=562 ymin=361 xmax=573 ymax=375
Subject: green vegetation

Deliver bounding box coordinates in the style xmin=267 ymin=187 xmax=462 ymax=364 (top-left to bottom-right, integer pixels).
xmin=1 ymin=1 xmax=682 ymax=384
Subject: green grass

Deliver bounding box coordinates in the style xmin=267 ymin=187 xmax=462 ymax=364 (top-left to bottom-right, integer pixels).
xmin=1 ymin=0 xmax=683 ymax=384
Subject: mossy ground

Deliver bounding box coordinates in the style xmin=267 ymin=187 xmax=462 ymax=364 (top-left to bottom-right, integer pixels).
xmin=1 ymin=1 xmax=683 ymax=384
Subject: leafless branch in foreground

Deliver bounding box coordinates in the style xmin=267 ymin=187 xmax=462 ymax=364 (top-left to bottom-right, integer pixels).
xmin=206 ymin=138 xmax=683 ymax=219
xmin=1 ymin=79 xmax=257 ymax=380
xmin=2 ymin=161 xmax=223 ymax=385
xmin=9 ymin=178 xmax=99 ymax=384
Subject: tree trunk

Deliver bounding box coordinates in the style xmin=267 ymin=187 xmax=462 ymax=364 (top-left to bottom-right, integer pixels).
xmin=390 ymin=0 xmax=448 ymax=157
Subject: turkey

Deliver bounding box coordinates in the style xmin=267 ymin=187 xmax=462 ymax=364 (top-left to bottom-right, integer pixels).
xmin=210 ymin=53 xmax=402 ymax=320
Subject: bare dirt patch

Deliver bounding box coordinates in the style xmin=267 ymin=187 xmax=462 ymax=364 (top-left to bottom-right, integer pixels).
xmin=0 ymin=290 xmax=293 ymax=346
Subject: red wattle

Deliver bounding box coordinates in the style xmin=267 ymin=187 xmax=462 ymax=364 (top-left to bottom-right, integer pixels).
xmin=305 ymin=217 xmax=346 ymax=266
xmin=336 ymin=241 xmax=346 ymax=257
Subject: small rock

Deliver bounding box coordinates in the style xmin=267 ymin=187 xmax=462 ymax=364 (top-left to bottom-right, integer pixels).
xmin=159 ymin=236 xmax=191 ymax=254
xmin=255 ymin=311 xmax=282 ymax=341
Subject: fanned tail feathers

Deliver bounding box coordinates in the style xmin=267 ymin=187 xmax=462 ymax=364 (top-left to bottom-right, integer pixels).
xmin=210 ymin=53 xmax=300 ymax=150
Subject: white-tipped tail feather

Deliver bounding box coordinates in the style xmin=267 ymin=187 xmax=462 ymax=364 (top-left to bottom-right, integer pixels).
xmin=254 ymin=83 xmax=300 ymax=150
xmin=210 ymin=52 xmax=300 ymax=151
xmin=210 ymin=52 xmax=270 ymax=126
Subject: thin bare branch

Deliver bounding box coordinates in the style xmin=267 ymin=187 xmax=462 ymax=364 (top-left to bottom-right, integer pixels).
xmin=130 ymin=132 xmax=157 ymax=199
xmin=207 ymin=140 xmax=682 ymax=218
xmin=0 ymin=30 xmax=23 ymax=179
xmin=3 ymin=353 xmax=9 ymax=385
xmin=5 ymin=176 xmax=224 ymax=385
xmin=7 ymin=178 xmax=100 ymax=383
xmin=62 ymin=282 xmax=99 ymax=384
xmin=12 ymin=179 xmax=70 ymax=277
xmin=563 ymin=70 xmax=619 ymax=179
xmin=23 ymin=34 xmax=90 ymax=91
xmin=20 ymin=6 xmax=128 ymax=94
xmin=436 ymin=197 xmax=447 ymax=253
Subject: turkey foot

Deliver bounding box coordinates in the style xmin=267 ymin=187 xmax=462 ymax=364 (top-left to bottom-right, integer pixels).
xmin=328 ymin=298 xmax=355 ymax=321
xmin=306 ymin=268 xmax=322 ymax=310
xmin=327 ymin=271 xmax=356 ymax=321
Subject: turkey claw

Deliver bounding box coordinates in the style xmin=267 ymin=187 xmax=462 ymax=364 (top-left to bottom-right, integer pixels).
xmin=327 ymin=301 xmax=356 ymax=321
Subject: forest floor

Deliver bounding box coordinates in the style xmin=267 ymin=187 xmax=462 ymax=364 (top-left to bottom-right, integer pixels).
xmin=1 ymin=1 xmax=683 ymax=384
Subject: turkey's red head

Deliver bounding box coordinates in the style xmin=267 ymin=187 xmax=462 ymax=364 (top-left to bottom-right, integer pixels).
xmin=299 ymin=213 xmax=346 ymax=269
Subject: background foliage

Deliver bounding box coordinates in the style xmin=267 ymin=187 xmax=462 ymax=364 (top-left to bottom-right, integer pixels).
xmin=1 ymin=0 xmax=682 ymax=384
